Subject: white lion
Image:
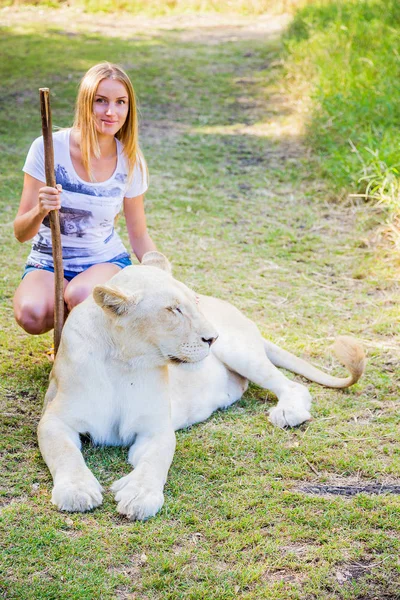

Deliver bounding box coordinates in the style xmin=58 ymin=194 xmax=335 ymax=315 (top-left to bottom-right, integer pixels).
xmin=38 ymin=251 xmax=366 ymax=520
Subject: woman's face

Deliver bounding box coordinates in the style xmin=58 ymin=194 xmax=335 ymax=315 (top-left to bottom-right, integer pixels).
xmin=93 ymin=78 xmax=129 ymax=137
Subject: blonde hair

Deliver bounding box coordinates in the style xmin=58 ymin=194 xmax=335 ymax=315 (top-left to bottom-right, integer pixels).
xmin=73 ymin=62 xmax=145 ymax=183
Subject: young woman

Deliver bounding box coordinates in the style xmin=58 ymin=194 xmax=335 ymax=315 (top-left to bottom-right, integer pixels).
xmin=13 ymin=62 xmax=156 ymax=335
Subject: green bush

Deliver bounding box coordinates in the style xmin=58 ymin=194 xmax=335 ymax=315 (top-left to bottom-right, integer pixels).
xmin=284 ymin=0 xmax=400 ymax=209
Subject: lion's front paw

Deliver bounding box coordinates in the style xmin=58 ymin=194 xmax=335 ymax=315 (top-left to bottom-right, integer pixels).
xmin=52 ymin=476 xmax=103 ymax=512
xmin=111 ymin=475 xmax=164 ymax=521
xmin=269 ymin=405 xmax=311 ymax=428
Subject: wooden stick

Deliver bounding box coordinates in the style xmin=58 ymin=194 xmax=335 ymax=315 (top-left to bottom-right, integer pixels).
xmin=39 ymin=88 xmax=64 ymax=355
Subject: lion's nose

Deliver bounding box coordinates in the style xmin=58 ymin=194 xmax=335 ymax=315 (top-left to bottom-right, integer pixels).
xmin=202 ymin=335 xmax=218 ymax=347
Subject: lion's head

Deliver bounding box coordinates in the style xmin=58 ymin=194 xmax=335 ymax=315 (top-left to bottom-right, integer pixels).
xmin=93 ymin=252 xmax=218 ymax=366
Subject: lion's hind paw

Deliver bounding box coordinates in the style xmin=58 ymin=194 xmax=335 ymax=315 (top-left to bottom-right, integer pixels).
xmin=269 ymin=405 xmax=311 ymax=429
xmin=51 ymin=478 xmax=103 ymax=512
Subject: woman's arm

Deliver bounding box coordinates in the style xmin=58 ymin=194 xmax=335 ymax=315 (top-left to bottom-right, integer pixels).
xmin=123 ymin=194 xmax=157 ymax=262
xmin=14 ymin=173 xmax=61 ymax=243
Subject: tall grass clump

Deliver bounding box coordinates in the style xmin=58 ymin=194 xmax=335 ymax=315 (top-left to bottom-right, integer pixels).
xmin=284 ymin=0 xmax=400 ymax=215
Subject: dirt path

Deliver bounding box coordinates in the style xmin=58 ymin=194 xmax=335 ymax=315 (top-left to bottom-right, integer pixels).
xmin=1 ymin=6 xmax=290 ymax=40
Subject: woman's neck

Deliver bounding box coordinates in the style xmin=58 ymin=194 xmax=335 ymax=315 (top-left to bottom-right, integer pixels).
xmin=72 ymin=128 xmax=116 ymax=158
xmin=96 ymin=132 xmax=117 ymax=158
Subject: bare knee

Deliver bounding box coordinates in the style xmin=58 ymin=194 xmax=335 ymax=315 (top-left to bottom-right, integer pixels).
xmin=64 ymin=284 xmax=92 ymax=311
xmin=64 ymin=264 xmax=120 ymax=311
xmin=14 ymin=299 xmax=53 ymax=335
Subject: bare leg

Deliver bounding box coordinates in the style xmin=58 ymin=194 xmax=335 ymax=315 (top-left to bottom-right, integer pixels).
xmin=13 ymin=270 xmax=68 ymax=334
xmin=111 ymin=429 xmax=176 ymax=521
xmin=14 ymin=263 xmax=122 ymax=332
xmin=38 ymin=410 xmax=103 ymax=512
xmin=64 ymin=263 xmax=121 ymax=311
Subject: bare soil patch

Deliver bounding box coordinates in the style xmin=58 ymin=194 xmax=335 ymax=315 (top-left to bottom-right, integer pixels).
xmin=262 ymin=567 xmax=306 ymax=585
xmin=300 ymin=483 xmax=400 ymax=496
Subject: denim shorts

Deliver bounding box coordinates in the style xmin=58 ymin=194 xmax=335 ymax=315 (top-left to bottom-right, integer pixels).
xmin=22 ymin=255 xmax=132 ymax=282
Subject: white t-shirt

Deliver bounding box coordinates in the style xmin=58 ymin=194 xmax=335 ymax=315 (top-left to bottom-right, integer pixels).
xmin=22 ymin=128 xmax=148 ymax=272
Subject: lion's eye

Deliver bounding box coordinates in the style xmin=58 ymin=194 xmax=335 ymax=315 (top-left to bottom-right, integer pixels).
xmin=167 ymin=306 xmax=183 ymax=315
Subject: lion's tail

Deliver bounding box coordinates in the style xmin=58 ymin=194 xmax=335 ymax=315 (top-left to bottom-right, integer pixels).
xmin=264 ymin=335 xmax=366 ymax=389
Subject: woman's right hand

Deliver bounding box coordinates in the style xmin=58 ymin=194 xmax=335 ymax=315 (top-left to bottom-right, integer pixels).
xmin=14 ymin=175 xmax=63 ymax=243
xmin=38 ymin=184 xmax=62 ymax=216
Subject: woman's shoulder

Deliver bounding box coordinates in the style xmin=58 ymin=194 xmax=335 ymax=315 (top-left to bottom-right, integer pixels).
xmin=117 ymin=141 xmax=146 ymax=169
xmin=29 ymin=127 xmax=70 ymax=150
xmin=53 ymin=128 xmax=71 ymax=144
xmin=116 ymin=138 xmax=145 ymax=159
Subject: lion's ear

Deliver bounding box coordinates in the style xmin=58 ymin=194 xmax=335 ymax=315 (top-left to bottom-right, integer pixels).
xmin=141 ymin=251 xmax=172 ymax=273
xmin=93 ymin=285 xmax=142 ymax=317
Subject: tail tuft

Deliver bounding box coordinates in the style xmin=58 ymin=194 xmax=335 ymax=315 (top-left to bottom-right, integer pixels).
xmin=332 ymin=336 xmax=366 ymax=385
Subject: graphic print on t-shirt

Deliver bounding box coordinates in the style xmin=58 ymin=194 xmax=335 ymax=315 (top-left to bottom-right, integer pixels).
xmin=31 ymin=233 xmax=92 ymax=262
xmin=55 ymin=165 xmax=123 ymax=198
xmin=43 ymin=206 xmax=93 ymax=238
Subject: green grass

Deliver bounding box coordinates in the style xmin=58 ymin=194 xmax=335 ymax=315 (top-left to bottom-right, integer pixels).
xmin=284 ymin=0 xmax=400 ymax=215
xmin=1 ymin=5 xmax=399 ymax=600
